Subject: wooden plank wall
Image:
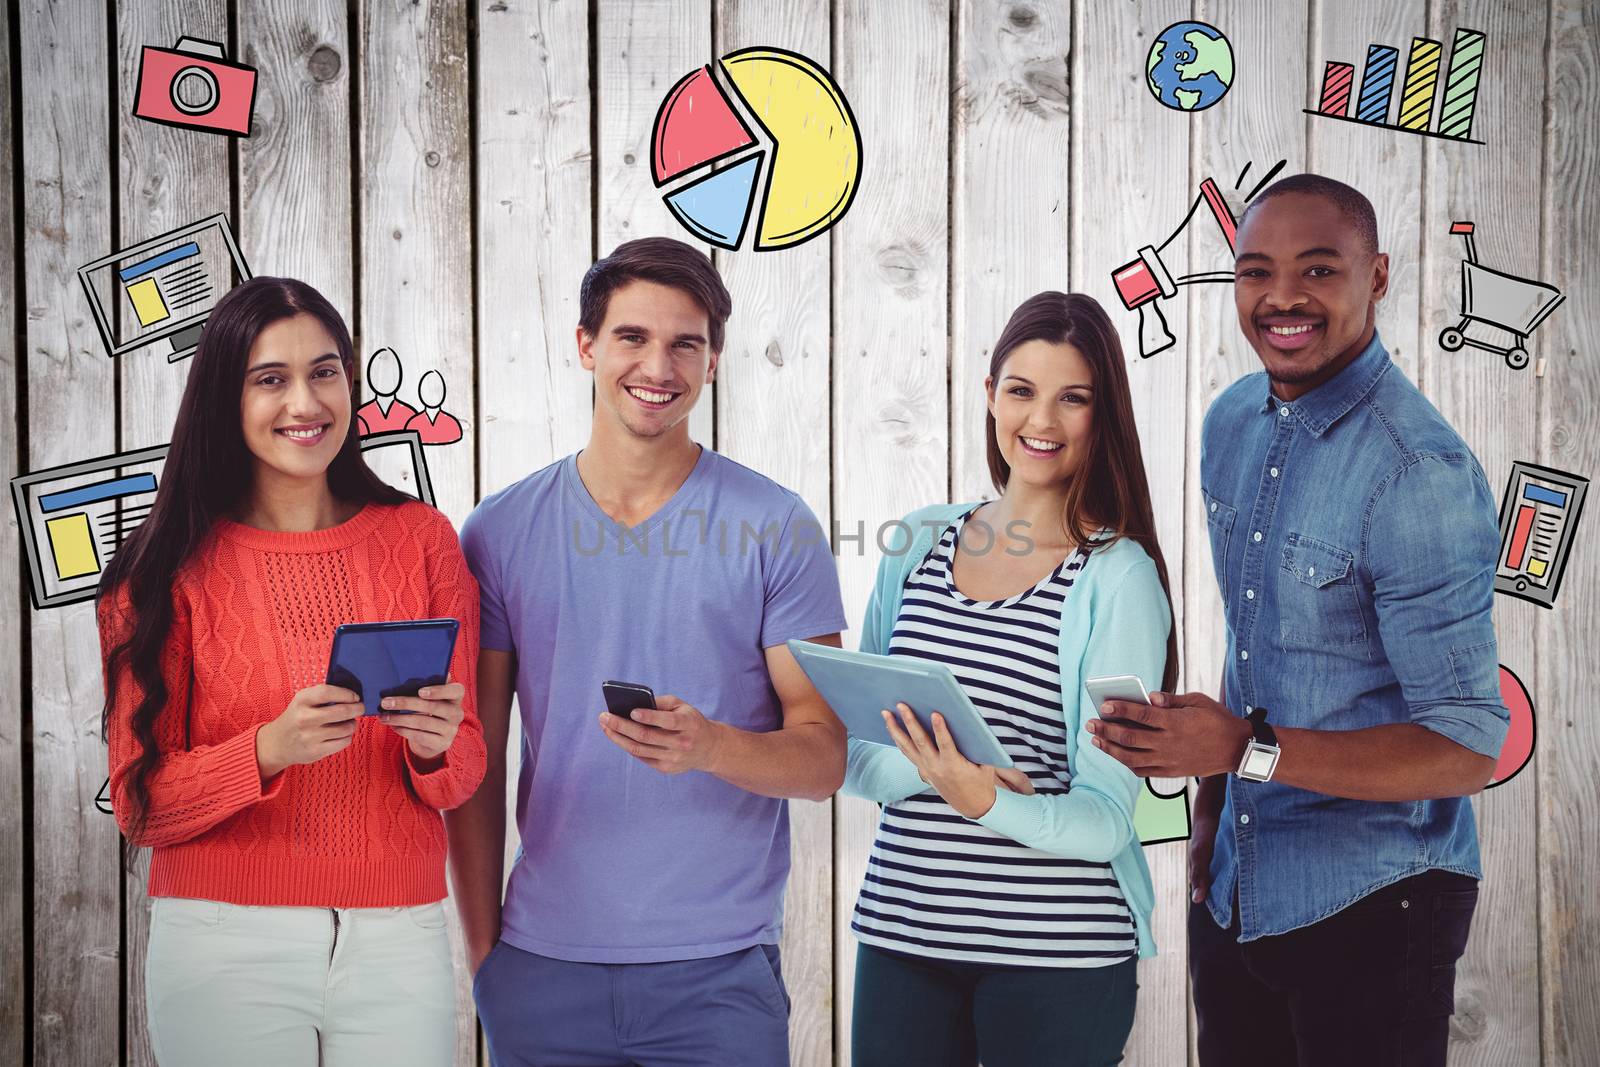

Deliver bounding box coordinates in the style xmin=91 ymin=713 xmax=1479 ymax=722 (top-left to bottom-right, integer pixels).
xmin=4 ymin=2 xmax=1597 ymax=1065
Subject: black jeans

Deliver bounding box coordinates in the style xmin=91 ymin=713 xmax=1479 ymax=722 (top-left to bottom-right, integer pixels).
xmin=1189 ymin=869 xmax=1479 ymax=1067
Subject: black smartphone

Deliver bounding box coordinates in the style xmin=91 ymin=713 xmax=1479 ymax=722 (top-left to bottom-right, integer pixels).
xmin=602 ymin=680 xmax=656 ymax=721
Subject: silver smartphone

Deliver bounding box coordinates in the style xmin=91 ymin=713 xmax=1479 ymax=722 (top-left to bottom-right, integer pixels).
xmin=1085 ymin=674 xmax=1151 ymax=711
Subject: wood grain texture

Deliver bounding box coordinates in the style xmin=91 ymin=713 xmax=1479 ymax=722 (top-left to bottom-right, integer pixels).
xmin=1187 ymin=6 xmax=1309 ymax=1060
xmin=595 ymin=0 xmax=714 ymax=447
xmin=476 ymin=0 xmax=594 ymax=495
xmin=0 ymin=0 xmax=23 ymax=1060
xmin=239 ymin=0 xmax=355 ymax=312
xmin=951 ymin=0 xmax=1072 ymax=504
xmin=6 ymin=4 xmax=1600 ymax=1066
xmin=1067 ymin=3 xmax=1191 ymax=1063
xmin=114 ymin=4 xmax=236 ymax=1062
xmin=1538 ymin=2 xmax=1600 ymax=1063
xmin=830 ymin=2 xmax=950 ymax=1061
xmin=472 ymin=6 xmax=593 ymax=1058
xmin=1420 ymin=4 xmax=1547 ymax=1064
xmin=357 ymin=2 xmax=475 ymax=1062
xmin=19 ymin=1 xmax=120 ymax=1063
xmin=713 ymin=3 xmax=835 ymax=1064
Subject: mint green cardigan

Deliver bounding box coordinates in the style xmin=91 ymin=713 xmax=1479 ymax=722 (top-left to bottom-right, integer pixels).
xmin=842 ymin=502 xmax=1170 ymax=960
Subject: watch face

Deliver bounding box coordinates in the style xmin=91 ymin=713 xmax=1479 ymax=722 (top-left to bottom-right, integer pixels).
xmin=1242 ymin=744 xmax=1278 ymax=780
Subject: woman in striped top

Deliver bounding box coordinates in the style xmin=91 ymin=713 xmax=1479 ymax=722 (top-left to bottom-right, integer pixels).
xmin=843 ymin=292 xmax=1177 ymax=1066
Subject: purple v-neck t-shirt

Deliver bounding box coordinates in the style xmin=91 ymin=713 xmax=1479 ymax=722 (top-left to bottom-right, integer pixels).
xmin=460 ymin=447 xmax=847 ymax=963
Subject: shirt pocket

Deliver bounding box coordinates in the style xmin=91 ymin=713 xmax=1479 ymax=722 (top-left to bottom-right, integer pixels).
xmin=1202 ymin=488 xmax=1237 ymax=594
xmin=1278 ymin=534 xmax=1366 ymax=648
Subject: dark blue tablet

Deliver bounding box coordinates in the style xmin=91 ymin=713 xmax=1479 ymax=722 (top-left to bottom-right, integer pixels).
xmin=325 ymin=618 xmax=460 ymax=716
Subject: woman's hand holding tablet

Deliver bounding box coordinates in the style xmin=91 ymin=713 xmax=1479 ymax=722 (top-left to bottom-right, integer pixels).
xmin=323 ymin=618 xmax=465 ymax=766
xmin=879 ymin=702 xmax=1037 ymax=820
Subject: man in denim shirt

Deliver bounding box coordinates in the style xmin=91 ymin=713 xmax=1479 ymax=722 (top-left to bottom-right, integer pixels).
xmin=1086 ymin=174 xmax=1509 ymax=1066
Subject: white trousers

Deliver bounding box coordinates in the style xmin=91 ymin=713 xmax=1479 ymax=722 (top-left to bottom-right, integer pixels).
xmin=145 ymin=896 xmax=457 ymax=1067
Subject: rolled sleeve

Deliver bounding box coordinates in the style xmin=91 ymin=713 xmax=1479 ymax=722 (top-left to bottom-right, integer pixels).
xmin=1368 ymin=454 xmax=1510 ymax=758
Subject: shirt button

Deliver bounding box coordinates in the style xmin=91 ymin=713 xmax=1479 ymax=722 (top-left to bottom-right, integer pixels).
xmin=1253 ymin=531 xmax=1263 ymax=542
xmin=1246 ymin=589 xmax=1255 ymax=600
xmin=1210 ymin=501 xmax=1218 ymax=513
xmin=1240 ymin=650 xmax=1249 ymax=661
xmin=1245 ymin=705 xmax=1254 ymax=714
xmin=1270 ymin=467 xmax=1280 ymax=478
xmin=1279 ymin=406 xmax=1290 ymax=417
xmin=1240 ymin=814 xmax=1251 ymax=824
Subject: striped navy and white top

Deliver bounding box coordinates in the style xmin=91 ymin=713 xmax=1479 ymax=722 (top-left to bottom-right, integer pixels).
xmin=850 ymin=508 xmax=1138 ymax=968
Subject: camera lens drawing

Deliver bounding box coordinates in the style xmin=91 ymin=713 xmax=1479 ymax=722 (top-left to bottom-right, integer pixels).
xmin=651 ymin=47 xmax=861 ymax=251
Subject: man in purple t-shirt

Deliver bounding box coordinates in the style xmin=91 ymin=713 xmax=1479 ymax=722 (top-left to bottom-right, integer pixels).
xmin=450 ymin=237 xmax=848 ymax=1066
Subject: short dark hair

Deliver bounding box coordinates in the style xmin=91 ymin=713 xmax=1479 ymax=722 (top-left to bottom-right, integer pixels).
xmin=1240 ymin=173 xmax=1380 ymax=254
xmin=578 ymin=237 xmax=734 ymax=352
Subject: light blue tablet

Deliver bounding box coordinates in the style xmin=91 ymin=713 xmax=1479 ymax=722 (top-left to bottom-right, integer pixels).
xmin=786 ymin=640 xmax=1013 ymax=769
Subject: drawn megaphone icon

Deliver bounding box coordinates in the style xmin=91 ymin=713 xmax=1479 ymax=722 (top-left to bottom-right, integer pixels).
xmin=1111 ymin=178 xmax=1239 ymax=358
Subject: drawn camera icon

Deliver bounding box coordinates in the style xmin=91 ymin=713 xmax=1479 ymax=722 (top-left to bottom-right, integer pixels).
xmin=133 ymin=36 xmax=258 ymax=137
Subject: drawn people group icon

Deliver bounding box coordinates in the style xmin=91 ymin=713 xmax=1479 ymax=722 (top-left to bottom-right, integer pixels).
xmin=356 ymin=347 xmax=463 ymax=446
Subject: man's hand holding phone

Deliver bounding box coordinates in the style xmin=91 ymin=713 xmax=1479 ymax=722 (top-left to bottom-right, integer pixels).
xmin=599 ymin=683 xmax=727 ymax=775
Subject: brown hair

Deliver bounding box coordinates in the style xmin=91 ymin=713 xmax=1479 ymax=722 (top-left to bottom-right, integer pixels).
xmin=579 ymin=237 xmax=734 ymax=352
xmin=99 ymin=277 xmax=410 ymax=844
xmin=984 ymin=291 xmax=1178 ymax=691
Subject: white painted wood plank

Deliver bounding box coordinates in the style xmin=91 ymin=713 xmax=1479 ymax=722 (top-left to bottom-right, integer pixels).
xmin=596 ymin=0 xmax=714 ymax=447
xmin=1068 ymin=3 xmax=1194 ymax=1063
xmin=1420 ymin=3 xmax=1546 ymax=1063
xmin=831 ymin=2 xmax=950 ymax=1061
xmin=1188 ymin=3 xmax=1309 ymax=1062
xmin=358 ymin=2 xmax=476 ymax=1062
xmin=115 ymin=7 xmax=235 ymax=1060
xmin=714 ymin=5 xmax=834 ymax=1064
xmin=20 ymin=0 xmax=119 ymax=1062
xmin=476 ymin=0 xmax=594 ymax=494
xmin=239 ymin=0 xmax=356 ymax=312
xmin=951 ymin=0 xmax=1073 ymax=505
xmin=0 ymin=0 xmax=24 ymax=1059
xmin=1537 ymin=2 xmax=1600 ymax=1063
xmin=473 ymin=6 xmax=593 ymax=1059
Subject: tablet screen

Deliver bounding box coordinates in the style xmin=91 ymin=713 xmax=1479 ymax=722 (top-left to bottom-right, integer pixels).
xmin=325 ymin=619 xmax=459 ymax=716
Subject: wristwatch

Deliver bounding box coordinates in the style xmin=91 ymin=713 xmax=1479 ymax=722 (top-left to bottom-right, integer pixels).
xmin=1234 ymin=706 xmax=1280 ymax=782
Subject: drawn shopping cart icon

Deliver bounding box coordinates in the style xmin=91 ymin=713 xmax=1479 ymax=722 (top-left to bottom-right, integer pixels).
xmin=1439 ymin=221 xmax=1564 ymax=370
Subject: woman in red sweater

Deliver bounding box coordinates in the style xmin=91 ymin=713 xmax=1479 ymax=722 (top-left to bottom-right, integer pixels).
xmin=98 ymin=276 xmax=486 ymax=1066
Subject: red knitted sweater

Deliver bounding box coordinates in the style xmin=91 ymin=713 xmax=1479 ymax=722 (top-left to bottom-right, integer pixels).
xmin=100 ymin=500 xmax=485 ymax=907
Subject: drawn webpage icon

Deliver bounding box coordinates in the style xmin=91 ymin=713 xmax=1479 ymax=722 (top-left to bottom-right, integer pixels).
xmin=10 ymin=433 xmax=433 ymax=611
xmin=11 ymin=444 xmax=168 ymax=609
xmin=77 ymin=213 xmax=251 ymax=363
xmin=1495 ymin=461 xmax=1588 ymax=608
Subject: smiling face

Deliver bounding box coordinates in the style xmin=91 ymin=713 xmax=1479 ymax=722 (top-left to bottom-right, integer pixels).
xmin=986 ymin=339 xmax=1096 ymax=491
xmin=578 ymin=279 xmax=718 ymax=440
xmin=1233 ymin=191 xmax=1389 ymax=399
xmin=238 ymin=313 xmax=352 ymax=491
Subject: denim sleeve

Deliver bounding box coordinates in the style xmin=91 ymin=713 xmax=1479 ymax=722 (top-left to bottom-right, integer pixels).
xmin=1366 ymin=453 xmax=1509 ymax=757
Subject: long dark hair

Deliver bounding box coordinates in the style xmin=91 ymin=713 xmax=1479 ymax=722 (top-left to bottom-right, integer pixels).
xmin=99 ymin=277 xmax=409 ymax=841
xmin=984 ymin=291 xmax=1179 ymax=691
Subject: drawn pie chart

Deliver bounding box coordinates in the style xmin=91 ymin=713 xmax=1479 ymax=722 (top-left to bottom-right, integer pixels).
xmin=652 ymin=47 xmax=861 ymax=251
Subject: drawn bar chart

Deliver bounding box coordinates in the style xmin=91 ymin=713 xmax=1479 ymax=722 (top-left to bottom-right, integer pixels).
xmin=1306 ymin=27 xmax=1486 ymax=144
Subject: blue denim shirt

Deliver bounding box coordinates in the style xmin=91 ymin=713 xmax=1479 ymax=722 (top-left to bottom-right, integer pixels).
xmin=1200 ymin=333 xmax=1509 ymax=941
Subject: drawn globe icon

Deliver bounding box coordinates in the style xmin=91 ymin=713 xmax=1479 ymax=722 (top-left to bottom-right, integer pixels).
xmin=651 ymin=47 xmax=861 ymax=251
xmin=1146 ymin=22 xmax=1234 ymax=112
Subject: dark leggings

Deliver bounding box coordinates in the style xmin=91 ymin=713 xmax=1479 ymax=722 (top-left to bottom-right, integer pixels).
xmin=851 ymin=942 xmax=1138 ymax=1067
